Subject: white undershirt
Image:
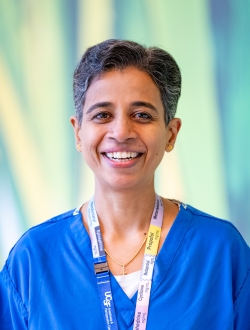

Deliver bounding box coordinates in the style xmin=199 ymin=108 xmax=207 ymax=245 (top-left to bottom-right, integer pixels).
xmin=114 ymin=270 xmax=141 ymax=298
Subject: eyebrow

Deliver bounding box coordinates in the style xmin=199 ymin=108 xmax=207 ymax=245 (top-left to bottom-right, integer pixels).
xmin=86 ymin=102 xmax=113 ymax=114
xmin=85 ymin=101 xmax=158 ymax=114
xmin=130 ymin=101 xmax=158 ymax=112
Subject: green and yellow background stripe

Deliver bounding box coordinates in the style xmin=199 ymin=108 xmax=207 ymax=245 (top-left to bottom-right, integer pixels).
xmin=1 ymin=0 xmax=250 ymax=266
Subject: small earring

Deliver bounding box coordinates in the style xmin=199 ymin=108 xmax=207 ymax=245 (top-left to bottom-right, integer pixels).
xmin=76 ymin=144 xmax=81 ymax=152
xmin=167 ymin=145 xmax=173 ymax=152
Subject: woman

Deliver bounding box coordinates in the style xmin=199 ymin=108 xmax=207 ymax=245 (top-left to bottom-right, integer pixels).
xmin=1 ymin=39 xmax=250 ymax=329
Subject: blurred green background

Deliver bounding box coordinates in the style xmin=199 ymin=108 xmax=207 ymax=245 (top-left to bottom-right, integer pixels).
xmin=1 ymin=0 xmax=250 ymax=267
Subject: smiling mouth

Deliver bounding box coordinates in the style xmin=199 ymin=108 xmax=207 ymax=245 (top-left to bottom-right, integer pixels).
xmin=104 ymin=151 xmax=141 ymax=162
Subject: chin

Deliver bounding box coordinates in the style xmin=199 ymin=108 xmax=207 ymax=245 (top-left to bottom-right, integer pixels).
xmin=98 ymin=174 xmax=152 ymax=192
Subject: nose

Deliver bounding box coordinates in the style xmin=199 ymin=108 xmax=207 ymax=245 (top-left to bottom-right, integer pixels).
xmin=107 ymin=115 xmax=137 ymax=142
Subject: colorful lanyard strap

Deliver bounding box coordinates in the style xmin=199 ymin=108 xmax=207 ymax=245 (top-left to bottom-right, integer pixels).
xmin=87 ymin=195 xmax=164 ymax=330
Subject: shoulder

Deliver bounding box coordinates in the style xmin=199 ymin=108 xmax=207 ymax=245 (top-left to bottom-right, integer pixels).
xmin=181 ymin=204 xmax=250 ymax=265
xmin=13 ymin=209 xmax=76 ymax=249
xmin=1 ymin=208 xmax=80 ymax=291
xmin=184 ymin=204 xmax=245 ymax=241
xmin=1 ymin=208 xmax=78 ymax=273
xmin=0 ymin=208 xmax=80 ymax=324
xmin=175 ymin=202 xmax=250 ymax=260
xmin=178 ymin=204 xmax=250 ymax=301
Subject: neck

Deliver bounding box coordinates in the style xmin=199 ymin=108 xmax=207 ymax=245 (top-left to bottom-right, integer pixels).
xmin=92 ymin=182 xmax=156 ymax=238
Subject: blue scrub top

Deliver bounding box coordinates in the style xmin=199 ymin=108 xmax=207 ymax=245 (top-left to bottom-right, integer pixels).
xmin=1 ymin=204 xmax=250 ymax=329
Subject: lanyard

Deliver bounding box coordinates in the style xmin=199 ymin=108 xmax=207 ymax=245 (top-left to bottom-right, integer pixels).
xmin=87 ymin=195 xmax=164 ymax=330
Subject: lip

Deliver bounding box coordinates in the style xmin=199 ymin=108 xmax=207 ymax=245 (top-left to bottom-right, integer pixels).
xmin=101 ymin=151 xmax=143 ymax=168
xmin=100 ymin=147 xmax=145 ymax=153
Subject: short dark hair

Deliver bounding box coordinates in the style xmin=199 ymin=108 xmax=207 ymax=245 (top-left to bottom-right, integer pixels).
xmin=73 ymin=39 xmax=181 ymax=126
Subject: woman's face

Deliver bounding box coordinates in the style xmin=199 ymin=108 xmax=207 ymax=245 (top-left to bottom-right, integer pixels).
xmin=71 ymin=67 xmax=181 ymax=190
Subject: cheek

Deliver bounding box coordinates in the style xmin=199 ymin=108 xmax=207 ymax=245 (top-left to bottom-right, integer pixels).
xmin=80 ymin=131 xmax=103 ymax=163
xmin=80 ymin=146 xmax=99 ymax=173
xmin=82 ymin=142 xmax=95 ymax=155
xmin=148 ymin=139 xmax=166 ymax=165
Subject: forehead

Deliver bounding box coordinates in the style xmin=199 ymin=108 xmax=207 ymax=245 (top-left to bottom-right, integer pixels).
xmin=85 ymin=67 xmax=162 ymax=101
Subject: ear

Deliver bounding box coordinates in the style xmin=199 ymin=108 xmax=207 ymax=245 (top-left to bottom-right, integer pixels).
xmin=165 ymin=118 xmax=182 ymax=152
xmin=70 ymin=116 xmax=82 ymax=150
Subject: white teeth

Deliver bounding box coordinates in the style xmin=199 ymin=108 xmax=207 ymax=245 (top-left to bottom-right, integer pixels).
xmin=105 ymin=151 xmax=139 ymax=160
xmin=130 ymin=152 xmax=137 ymax=158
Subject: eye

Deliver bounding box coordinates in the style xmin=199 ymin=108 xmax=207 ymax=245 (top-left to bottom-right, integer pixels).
xmin=133 ymin=111 xmax=153 ymax=122
xmin=92 ymin=112 xmax=112 ymax=122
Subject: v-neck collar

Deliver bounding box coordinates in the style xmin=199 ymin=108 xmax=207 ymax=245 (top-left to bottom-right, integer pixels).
xmin=69 ymin=204 xmax=193 ymax=327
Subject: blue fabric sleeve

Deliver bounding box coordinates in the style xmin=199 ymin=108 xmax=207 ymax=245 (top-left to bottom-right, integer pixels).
xmin=234 ymin=270 xmax=250 ymax=329
xmin=0 ymin=264 xmax=28 ymax=329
